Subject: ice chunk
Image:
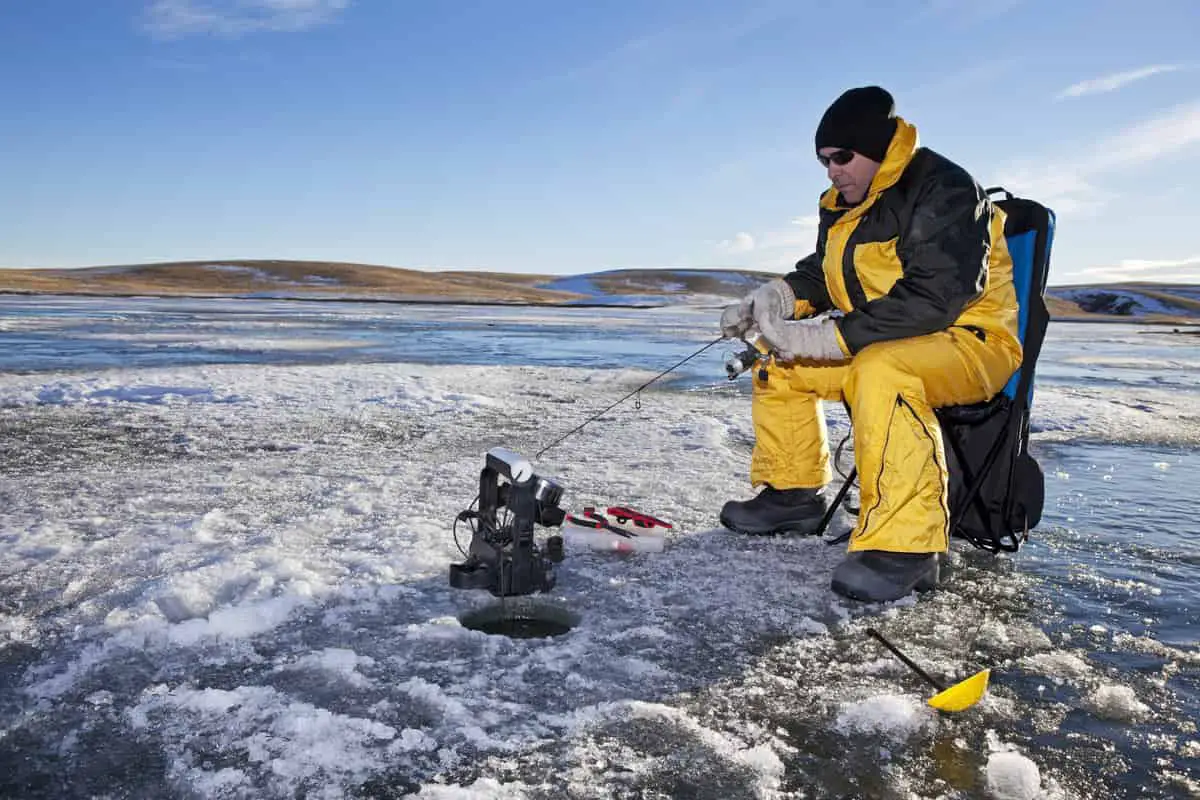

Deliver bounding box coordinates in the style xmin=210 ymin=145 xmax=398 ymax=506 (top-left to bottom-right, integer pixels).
xmin=284 ymin=648 xmax=376 ymax=688
xmin=167 ymin=594 xmax=310 ymax=645
xmin=1020 ymin=651 xmax=1092 ymax=681
xmin=985 ymin=750 xmax=1042 ymax=800
xmin=413 ymin=778 xmax=531 ymax=799
xmin=129 ymin=684 xmax=398 ymax=795
xmin=833 ymin=694 xmax=934 ymax=744
xmin=1087 ymin=683 xmax=1150 ymax=722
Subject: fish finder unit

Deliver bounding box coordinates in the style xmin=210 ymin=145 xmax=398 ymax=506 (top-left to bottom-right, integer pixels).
xmin=449 ymin=448 xmax=566 ymax=597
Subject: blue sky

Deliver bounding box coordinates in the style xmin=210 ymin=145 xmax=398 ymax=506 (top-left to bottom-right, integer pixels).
xmin=2 ymin=1 xmax=1198 ymax=285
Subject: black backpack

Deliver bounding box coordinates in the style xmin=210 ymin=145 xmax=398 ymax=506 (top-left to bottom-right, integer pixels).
xmin=939 ymin=188 xmax=1056 ymax=553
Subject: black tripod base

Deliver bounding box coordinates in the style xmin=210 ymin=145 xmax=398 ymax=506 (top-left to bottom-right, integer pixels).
xmin=449 ymin=556 xmax=557 ymax=597
xmin=449 ymin=561 xmax=497 ymax=592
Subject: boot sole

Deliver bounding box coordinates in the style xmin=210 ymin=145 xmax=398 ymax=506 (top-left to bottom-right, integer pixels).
xmin=719 ymin=513 xmax=826 ymax=537
xmin=830 ymin=569 xmax=939 ymax=602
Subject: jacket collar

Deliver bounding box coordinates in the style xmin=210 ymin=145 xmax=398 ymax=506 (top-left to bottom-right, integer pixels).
xmin=820 ymin=117 xmax=920 ymax=212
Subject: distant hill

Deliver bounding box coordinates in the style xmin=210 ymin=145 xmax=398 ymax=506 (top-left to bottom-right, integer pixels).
xmin=0 ymin=261 xmax=776 ymax=308
xmin=1 ymin=260 xmax=1197 ymax=323
xmin=0 ymin=260 xmax=583 ymax=304
xmin=1043 ymin=283 xmax=1200 ymax=321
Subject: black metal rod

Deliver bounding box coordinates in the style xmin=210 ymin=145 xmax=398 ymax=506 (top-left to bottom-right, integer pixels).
xmin=866 ymin=627 xmax=946 ymax=691
xmin=815 ymin=467 xmax=856 ymax=542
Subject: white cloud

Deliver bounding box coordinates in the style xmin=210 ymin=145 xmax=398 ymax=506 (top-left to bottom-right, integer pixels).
xmin=990 ymin=168 xmax=1112 ymax=216
xmin=756 ymin=215 xmax=819 ymax=251
xmin=1113 ymin=255 xmax=1200 ymax=272
xmin=1056 ymin=65 xmax=1183 ymax=100
xmin=142 ymin=0 xmax=349 ymax=38
xmin=719 ymin=233 xmax=756 ymax=253
xmin=1081 ymin=255 xmax=1200 ymax=283
xmin=994 ymin=100 xmax=1200 ymax=216
xmin=714 ymin=215 xmax=819 ymax=269
xmin=1087 ymin=102 xmax=1200 ymax=171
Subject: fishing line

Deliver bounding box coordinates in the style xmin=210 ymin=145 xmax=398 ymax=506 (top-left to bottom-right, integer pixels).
xmin=534 ymin=336 xmax=726 ymax=461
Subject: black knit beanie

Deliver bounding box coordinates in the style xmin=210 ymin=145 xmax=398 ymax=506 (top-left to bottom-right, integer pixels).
xmin=814 ymin=86 xmax=898 ymax=163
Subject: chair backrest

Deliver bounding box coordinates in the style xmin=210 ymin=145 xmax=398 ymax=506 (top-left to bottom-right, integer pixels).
xmin=986 ymin=187 xmax=1056 ymax=405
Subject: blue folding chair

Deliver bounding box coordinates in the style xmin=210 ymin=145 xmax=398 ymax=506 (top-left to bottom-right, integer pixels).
xmin=815 ymin=187 xmax=1057 ymax=553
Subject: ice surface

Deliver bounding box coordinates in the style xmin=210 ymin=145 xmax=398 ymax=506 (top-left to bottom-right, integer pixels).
xmin=129 ymin=683 xmax=402 ymax=798
xmin=0 ymin=358 xmax=858 ymax=796
xmin=1 ymin=301 xmax=1198 ymax=798
xmin=536 ymin=270 xmax=757 ymax=307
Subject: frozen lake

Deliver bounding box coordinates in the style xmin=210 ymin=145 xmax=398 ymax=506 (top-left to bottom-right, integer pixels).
xmin=1 ymin=295 xmax=1198 ymax=799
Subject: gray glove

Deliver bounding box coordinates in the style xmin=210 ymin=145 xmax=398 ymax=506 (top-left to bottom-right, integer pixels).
xmin=720 ymin=279 xmax=795 ymax=338
xmin=719 ymin=298 xmax=754 ymax=338
xmin=758 ymin=314 xmax=847 ymax=364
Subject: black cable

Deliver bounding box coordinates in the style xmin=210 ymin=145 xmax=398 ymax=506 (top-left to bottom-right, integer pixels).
xmin=833 ymin=431 xmax=854 ymax=481
xmin=534 ymin=335 xmax=726 ymax=461
xmin=499 ymin=504 xmax=512 ymax=543
xmin=452 ymin=494 xmax=480 ymax=558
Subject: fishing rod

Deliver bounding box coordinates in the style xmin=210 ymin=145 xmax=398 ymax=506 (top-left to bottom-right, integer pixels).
xmin=533 ymin=335 xmax=727 ymax=461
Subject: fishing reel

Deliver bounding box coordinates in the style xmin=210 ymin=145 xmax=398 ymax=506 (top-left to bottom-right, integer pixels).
xmin=725 ymin=327 xmax=773 ymax=380
xmin=449 ymin=447 xmax=566 ymax=597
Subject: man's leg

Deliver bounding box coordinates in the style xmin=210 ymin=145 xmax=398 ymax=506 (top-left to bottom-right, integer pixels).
xmin=833 ymin=329 xmax=1020 ymax=598
xmin=750 ymin=358 xmax=849 ymax=488
xmin=721 ymin=358 xmax=849 ymax=535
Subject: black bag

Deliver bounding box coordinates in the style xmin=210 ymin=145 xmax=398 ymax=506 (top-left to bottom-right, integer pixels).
xmin=939 ymin=188 xmax=1055 ymax=553
xmin=941 ymin=395 xmax=1044 ymax=552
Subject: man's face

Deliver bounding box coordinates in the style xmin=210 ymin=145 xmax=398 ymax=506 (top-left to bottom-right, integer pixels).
xmin=819 ymin=147 xmax=881 ymax=205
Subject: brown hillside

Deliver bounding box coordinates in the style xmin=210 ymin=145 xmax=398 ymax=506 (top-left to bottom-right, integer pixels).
xmin=2 ymin=262 xmax=1198 ymax=323
xmin=0 ymin=260 xmax=584 ymax=304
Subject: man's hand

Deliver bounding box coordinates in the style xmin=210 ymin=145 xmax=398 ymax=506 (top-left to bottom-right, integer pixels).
xmin=758 ymin=315 xmax=847 ymax=363
xmin=720 ymin=279 xmax=796 ymax=338
xmin=719 ymin=298 xmax=754 ymax=338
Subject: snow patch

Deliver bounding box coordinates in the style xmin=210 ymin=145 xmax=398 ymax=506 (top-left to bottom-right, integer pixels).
xmin=413 ymin=779 xmax=532 ymax=799
xmin=166 ymin=593 xmax=316 ymax=646
xmin=281 ymin=648 xmax=376 ymax=688
xmin=128 ymin=684 xmax=397 ymax=798
xmin=1 ymin=614 xmax=37 ymax=648
xmin=19 ymin=381 xmax=241 ymax=407
xmin=833 ymin=694 xmax=935 ymax=744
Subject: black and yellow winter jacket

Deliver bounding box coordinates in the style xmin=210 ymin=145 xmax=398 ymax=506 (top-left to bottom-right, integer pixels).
xmin=784 ymin=117 xmax=1021 ymax=360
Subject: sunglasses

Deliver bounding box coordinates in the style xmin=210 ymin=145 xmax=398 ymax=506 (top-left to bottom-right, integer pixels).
xmin=818 ymin=149 xmax=855 ymax=167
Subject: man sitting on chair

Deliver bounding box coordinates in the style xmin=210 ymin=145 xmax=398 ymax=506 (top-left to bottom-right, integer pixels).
xmin=719 ymin=86 xmax=1022 ymax=603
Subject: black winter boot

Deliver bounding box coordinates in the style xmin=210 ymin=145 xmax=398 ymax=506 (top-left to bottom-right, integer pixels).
xmin=830 ymin=551 xmax=940 ymax=602
xmin=719 ymin=485 xmax=830 ymax=536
